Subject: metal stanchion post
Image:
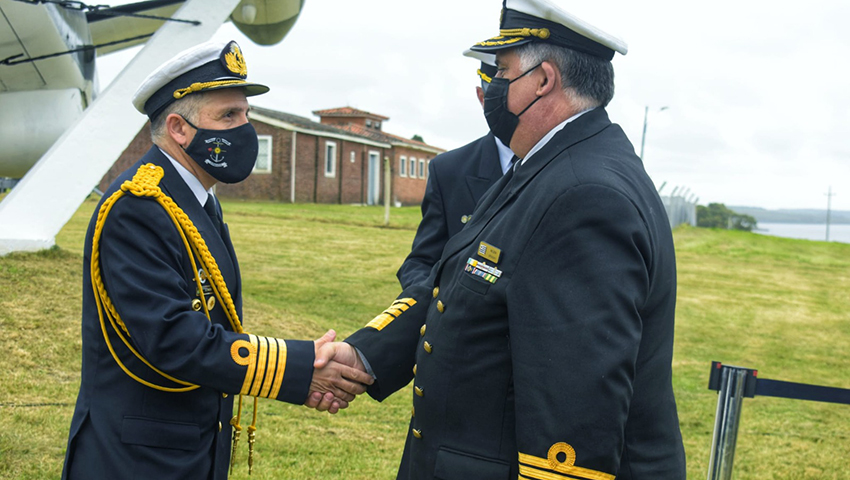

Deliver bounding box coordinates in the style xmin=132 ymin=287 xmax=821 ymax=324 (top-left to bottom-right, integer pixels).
xmin=706 ymin=362 xmax=757 ymax=480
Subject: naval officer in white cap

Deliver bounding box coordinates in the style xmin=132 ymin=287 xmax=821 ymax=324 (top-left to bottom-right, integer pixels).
xmin=396 ymin=49 xmax=515 ymax=289
xmin=326 ymin=0 xmax=687 ymax=478
xmin=62 ymin=40 xmax=372 ymax=480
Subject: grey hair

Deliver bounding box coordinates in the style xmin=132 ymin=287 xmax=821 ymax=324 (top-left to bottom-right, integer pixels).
xmin=515 ymin=42 xmax=615 ymax=109
xmin=149 ymin=92 xmax=209 ymax=144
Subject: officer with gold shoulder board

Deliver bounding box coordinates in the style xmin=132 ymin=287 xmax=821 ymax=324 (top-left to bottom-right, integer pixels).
xmin=320 ymin=0 xmax=687 ymax=478
xmin=61 ymin=40 xmax=372 ymax=480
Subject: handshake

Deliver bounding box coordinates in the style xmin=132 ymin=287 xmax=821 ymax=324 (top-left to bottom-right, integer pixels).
xmin=306 ymin=330 xmax=373 ymax=414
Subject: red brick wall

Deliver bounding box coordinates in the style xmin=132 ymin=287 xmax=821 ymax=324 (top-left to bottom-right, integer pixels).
xmin=392 ymin=146 xmax=430 ymax=206
xmin=98 ymin=121 xmax=431 ymax=206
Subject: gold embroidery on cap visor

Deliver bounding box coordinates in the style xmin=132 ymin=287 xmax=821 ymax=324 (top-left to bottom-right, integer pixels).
xmin=475 ymin=28 xmax=550 ymax=48
xmin=366 ymin=298 xmax=418 ymax=331
xmin=477 ymin=69 xmax=493 ymax=84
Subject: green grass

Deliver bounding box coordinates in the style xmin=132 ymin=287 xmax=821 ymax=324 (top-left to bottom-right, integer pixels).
xmin=2 ymin=201 xmax=849 ymax=479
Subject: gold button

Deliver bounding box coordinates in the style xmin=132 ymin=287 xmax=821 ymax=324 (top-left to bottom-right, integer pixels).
xmin=222 ymin=393 xmax=228 ymax=398
xmin=423 ymin=341 xmax=432 ymax=354
xmin=412 ymin=364 xmax=417 ymax=375
xmin=206 ymin=295 xmax=216 ymax=310
xmin=218 ymin=421 xmax=222 ymax=432
xmin=432 ymin=287 xmax=439 ymax=298
xmin=414 ymin=386 xmax=424 ymax=397
xmin=411 ymin=406 xmax=415 ymax=417
xmin=436 ymin=300 xmax=445 ymax=313
xmin=420 ymin=324 xmax=426 ymax=336
xmin=191 ymin=299 xmax=202 ymax=311
xmin=412 ymin=428 xmax=422 ymax=439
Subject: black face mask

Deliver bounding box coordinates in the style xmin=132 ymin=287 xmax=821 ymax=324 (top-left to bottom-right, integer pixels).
xmin=181 ymin=116 xmax=259 ymax=184
xmin=483 ymin=63 xmax=543 ymax=146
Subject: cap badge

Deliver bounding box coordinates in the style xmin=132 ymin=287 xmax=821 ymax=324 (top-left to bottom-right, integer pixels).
xmin=222 ymin=42 xmax=248 ymax=78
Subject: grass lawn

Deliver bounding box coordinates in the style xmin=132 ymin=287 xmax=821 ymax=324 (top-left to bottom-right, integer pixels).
xmin=1 ymin=197 xmax=848 ymax=479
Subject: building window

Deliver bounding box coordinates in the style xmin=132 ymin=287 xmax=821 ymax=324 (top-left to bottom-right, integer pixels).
xmin=418 ymin=158 xmax=425 ymax=179
xmin=409 ymin=157 xmax=417 ymax=178
xmin=253 ymin=135 xmax=272 ymax=173
xmin=374 ymin=121 xmax=381 ymax=130
xmin=399 ymin=156 xmax=407 ymax=177
xmin=366 ymin=120 xmax=372 ymax=127
xmin=324 ymin=141 xmax=337 ymax=177
xmin=350 ymin=151 xmax=356 ymax=163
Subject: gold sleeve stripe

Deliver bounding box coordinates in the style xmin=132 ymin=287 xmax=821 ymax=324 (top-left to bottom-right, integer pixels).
xmin=518 ymin=453 xmax=615 ymax=480
xmin=269 ymin=339 xmax=287 ymax=399
xmin=231 ymin=335 xmax=259 ymax=395
xmin=250 ymin=336 xmax=269 ymax=397
xmin=518 ymin=465 xmax=584 ymax=480
xmin=475 ymin=36 xmax=526 ymax=47
xmin=365 ymin=298 xmax=417 ymax=331
xmin=258 ymin=337 xmax=278 ymax=398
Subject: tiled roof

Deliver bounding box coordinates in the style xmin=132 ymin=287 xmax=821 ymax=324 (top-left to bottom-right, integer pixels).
xmin=312 ymin=106 xmax=390 ymax=121
xmin=251 ymin=106 xmax=353 ymax=137
xmin=250 ymin=105 xmax=443 ymax=153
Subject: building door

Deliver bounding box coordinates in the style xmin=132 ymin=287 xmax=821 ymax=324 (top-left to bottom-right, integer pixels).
xmin=367 ymin=151 xmax=380 ymax=205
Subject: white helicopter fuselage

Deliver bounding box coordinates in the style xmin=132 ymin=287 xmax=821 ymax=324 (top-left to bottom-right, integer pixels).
xmin=1 ymin=1 xmax=95 ymax=178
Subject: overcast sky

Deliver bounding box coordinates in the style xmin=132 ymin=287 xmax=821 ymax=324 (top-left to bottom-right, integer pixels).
xmin=99 ymin=0 xmax=850 ymax=211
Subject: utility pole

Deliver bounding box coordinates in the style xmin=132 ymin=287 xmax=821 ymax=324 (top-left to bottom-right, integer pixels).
xmin=639 ymin=105 xmax=669 ymax=161
xmin=825 ymin=186 xmax=836 ymax=241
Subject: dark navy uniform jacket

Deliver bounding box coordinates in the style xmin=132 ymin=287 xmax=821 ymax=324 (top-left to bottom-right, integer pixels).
xmin=62 ymin=148 xmax=314 ymax=480
xmin=348 ymin=108 xmax=686 ymax=480
xmin=397 ymin=133 xmax=503 ymax=289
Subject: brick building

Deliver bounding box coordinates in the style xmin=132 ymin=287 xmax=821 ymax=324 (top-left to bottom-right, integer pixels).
xmin=100 ymin=106 xmax=445 ymax=206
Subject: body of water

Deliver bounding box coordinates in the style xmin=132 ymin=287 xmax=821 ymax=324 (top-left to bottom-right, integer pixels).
xmin=755 ymin=222 xmax=850 ymax=244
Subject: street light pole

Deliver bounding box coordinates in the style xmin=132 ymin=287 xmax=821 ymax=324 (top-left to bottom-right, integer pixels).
xmin=825 ymin=186 xmax=836 ymax=242
xmin=640 ymin=106 xmax=649 ymax=160
xmin=639 ymin=105 xmax=669 ymax=161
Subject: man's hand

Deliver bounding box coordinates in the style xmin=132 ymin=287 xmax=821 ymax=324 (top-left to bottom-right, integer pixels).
xmin=305 ymin=330 xmax=372 ymax=414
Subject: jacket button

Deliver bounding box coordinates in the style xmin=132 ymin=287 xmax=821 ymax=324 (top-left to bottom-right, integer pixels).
xmin=222 ymin=393 xmax=228 ymax=398
xmin=412 ymin=364 xmax=417 ymax=375
xmin=191 ymin=299 xmax=202 ymax=311
xmin=423 ymin=341 xmax=433 ymax=354
xmin=412 ymin=428 xmax=422 ymax=439
xmin=432 ymin=287 xmax=439 ymax=298
xmin=436 ymin=300 xmax=445 ymax=313
xmin=414 ymin=386 xmax=424 ymax=397
xmin=206 ymin=295 xmax=216 ymax=311
xmin=218 ymin=421 xmax=222 ymax=432
xmin=420 ymin=324 xmax=426 ymax=336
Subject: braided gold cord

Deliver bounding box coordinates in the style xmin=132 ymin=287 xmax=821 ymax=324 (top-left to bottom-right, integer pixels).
xmin=499 ymin=27 xmax=550 ymax=39
xmin=173 ymin=80 xmax=247 ymax=99
xmin=91 ymin=163 xmax=244 ymax=392
xmin=94 ymin=164 xmax=263 ymax=473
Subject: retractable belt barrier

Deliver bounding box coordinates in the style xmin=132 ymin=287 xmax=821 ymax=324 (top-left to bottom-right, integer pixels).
xmin=705 ymin=361 xmax=850 ymax=480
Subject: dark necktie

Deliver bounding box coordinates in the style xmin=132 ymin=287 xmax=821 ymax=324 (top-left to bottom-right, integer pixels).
xmin=204 ymin=194 xmax=223 ymax=235
xmin=511 ymin=155 xmax=521 ymax=172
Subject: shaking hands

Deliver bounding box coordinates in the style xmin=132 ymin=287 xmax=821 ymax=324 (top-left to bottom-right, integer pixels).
xmin=306 ymin=330 xmax=373 ymax=414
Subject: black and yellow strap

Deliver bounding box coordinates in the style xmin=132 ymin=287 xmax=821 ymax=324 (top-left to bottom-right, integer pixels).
xmin=518 ymin=443 xmax=615 ymax=480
